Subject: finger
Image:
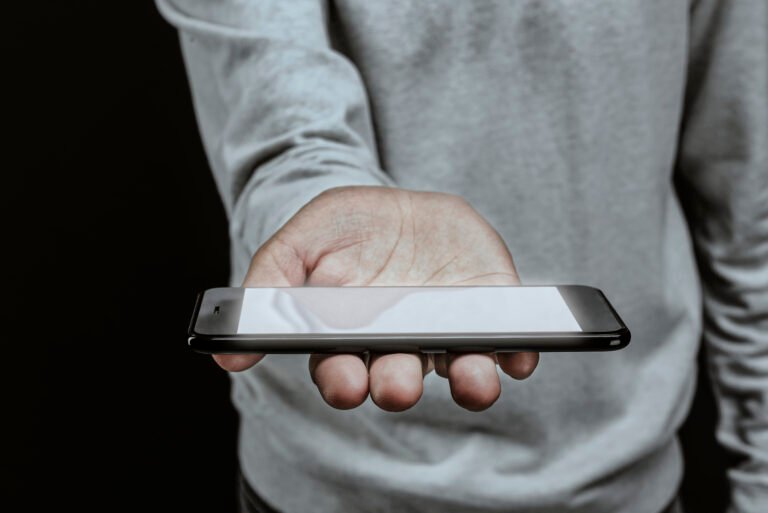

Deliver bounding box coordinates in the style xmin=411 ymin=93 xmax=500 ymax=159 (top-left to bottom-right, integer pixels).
xmin=497 ymin=352 xmax=540 ymax=380
xmin=447 ymin=353 xmax=501 ymax=411
xmin=308 ymin=353 xmax=369 ymax=410
xmin=212 ymin=354 xmax=265 ymax=372
xmin=434 ymin=353 xmax=449 ymax=379
xmin=368 ymin=353 xmax=427 ymax=412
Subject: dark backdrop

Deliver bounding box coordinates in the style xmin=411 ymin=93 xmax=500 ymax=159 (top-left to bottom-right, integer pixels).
xmin=9 ymin=2 xmax=728 ymax=511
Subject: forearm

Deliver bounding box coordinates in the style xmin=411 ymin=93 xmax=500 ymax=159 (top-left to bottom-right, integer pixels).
xmin=676 ymin=0 xmax=768 ymax=510
xmin=157 ymin=0 xmax=397 ymax=259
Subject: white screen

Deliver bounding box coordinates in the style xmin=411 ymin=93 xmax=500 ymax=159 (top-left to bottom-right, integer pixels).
xmin=236 ymin=286 xmax=582 ymax=335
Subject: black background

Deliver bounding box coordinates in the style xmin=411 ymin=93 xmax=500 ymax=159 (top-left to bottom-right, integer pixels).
xmin=9 ymin=2 xmax=729 ymax=511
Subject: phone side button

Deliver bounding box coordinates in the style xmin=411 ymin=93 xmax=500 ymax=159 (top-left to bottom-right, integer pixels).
xmin=422 ymin=349 xmax=446 ymax=354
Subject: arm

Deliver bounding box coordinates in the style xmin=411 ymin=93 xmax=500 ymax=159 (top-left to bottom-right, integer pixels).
xmin=155 ymin=0 xmax=397 ymax=261
xmin=676 ymin=1 xmax=768 ymax=510
xmin=156 ymin=0 xmax=539 ymax=412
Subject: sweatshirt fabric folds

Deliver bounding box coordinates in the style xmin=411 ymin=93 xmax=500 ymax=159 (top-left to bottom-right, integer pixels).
xmin=157 ymin=1 xmax=768 ymax=512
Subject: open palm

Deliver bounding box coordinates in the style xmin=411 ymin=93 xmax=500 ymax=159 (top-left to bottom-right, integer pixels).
xmin=215 ymin=186 xmax=539 ymax=411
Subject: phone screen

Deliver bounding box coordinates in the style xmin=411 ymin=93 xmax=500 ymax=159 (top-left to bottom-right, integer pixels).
xmin=236 ymin=287 xmax=582 ymax=335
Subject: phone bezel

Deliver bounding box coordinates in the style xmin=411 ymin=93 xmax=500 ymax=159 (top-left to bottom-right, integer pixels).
xmin=188 ymin=285 xmax=630 ymax=353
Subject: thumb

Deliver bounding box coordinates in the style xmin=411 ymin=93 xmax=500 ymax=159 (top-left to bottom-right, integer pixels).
xmin=243 ymin=236 xmax=308 ymax=288
xmin=214 ymin=235 xmax=308 ymax=372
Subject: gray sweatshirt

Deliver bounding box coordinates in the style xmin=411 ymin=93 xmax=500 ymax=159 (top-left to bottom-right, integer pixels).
xmin=157 ymin=1 xmax=768 ymax=512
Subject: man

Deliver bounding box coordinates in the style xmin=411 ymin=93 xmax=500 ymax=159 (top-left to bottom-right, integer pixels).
xmin=157 ymin=1 xmax=767 ymax=512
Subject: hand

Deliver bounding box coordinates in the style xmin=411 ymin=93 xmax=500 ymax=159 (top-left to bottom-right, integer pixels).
xmin=214 ymin=186 xmax=539 ymax=411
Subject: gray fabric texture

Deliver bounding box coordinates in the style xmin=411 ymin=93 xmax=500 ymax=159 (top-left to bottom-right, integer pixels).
xmin=157 ymin=1 xmax=768 ymax=512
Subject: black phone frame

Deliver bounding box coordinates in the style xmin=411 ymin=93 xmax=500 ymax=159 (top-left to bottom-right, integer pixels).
xmin=187 ymin=285 xmax=631 ymax=354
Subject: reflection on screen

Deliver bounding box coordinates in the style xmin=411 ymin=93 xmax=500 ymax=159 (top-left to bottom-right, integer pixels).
xmin=236 ymin=286 xmax=582 ymax=334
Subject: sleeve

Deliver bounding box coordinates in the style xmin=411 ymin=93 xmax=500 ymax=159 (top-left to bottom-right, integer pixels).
xmin=675 ymin=1 xmax=768 ymax=511
xmin=154 ymin=0 xmax=397 ymax=265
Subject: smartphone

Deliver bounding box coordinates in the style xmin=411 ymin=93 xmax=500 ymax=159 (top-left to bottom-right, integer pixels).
xmin=187 ymin=285 xmax=630 ymax=354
